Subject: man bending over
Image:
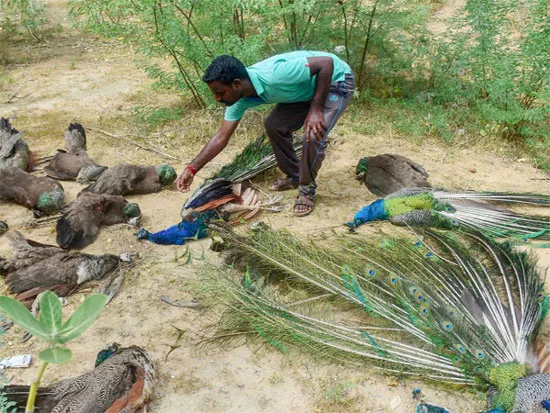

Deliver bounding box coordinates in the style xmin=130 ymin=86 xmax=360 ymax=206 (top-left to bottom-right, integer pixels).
xmin=176 ymin=51 xmax=355 ymax=217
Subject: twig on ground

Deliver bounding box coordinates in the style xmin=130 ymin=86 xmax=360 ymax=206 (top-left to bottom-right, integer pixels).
xmin=160 ymin=295 xmax=202 ymax=309
xmin=7 ymin=79 xmax=35 ymax=103
xmin=89 ymin=127 xmax=184 ymax=161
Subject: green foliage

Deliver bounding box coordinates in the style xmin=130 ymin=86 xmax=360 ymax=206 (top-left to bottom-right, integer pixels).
xmin=71 ymin=0 xmax=549 ymax=165
xmin=0 ymin=292 xmax=106 ymax=412
xmin=0 ymin=0 xmax=48 ymax=41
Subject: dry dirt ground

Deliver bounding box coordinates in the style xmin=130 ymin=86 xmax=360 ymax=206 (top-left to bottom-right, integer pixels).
xmin=0 ymin=1 xmax=549 ymax=412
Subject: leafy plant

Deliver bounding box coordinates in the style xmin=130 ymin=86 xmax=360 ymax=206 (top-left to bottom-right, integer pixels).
xmin=0 ymin=292 xmax=106 ymax=413
xmin=0 ymin=0 xmax=48 ymax=41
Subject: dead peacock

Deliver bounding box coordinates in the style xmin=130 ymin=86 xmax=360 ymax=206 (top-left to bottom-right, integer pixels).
xmin=83 ymin=163 xmax=177 ymax=195
xmin=57 ymin=192 xmax=141 ymax=249
xmin=138 ymin=135 xmax=288 ymax=245
xmin=0 ymin=166 xmax=65 ymax=216
xmin=3 ymin=344 xmax=155 ymax=413
xmin=355 ymin=154 xmax=431 ymax=197
xmin=44 ymin=123 xmax=107 ymax=182
xmin=347 ymin=187 xmax=550 ymax=241
xmin=199 ymin=224 xmax=550 ymax=412
xmin=1 ymin=231 xmax=132 ymax=307
xmin=0 ymin=117 xmax=32 ymax=171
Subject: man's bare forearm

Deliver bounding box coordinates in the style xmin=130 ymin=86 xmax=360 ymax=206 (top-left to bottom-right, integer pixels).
xmin=188 ymin=120 xmax=239 ymax=171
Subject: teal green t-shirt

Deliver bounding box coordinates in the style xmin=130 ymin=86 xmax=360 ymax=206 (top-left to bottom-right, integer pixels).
xmin=224 ymin=51 xmax=352 ymax=122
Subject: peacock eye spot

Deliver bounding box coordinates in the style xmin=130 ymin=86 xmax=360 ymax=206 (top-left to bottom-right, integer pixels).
xmin=476 ymin=352 xmax=484 ymax=359
xmin=369 ymin=269 xmax=375 ymax=276
xmin=451 ymin=220 xmax=457 ymax=225
xmin=444 ymin=323 xmax=453 ymax=330
xmin=414 ymin=241 xmax=421 ymax=247
xmin=425 ymin=252 xmax=433 ymax=258
xmin=446 ymin=207 xmax=453 ymax=211
xmin=422 ymin=308 xmax=429 ymax=315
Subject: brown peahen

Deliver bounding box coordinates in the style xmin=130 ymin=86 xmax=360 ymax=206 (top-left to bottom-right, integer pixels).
xmin=44 ymin=123 xmax=107 ymax=182
xmin=57 ymin=192 xmax=141 ymax=249
xmin=355 ymin=154 xmax=431 ymax=197
xmin=0 ymin=166 xmax=64 ymax=216
xmin=0 ymin=117 xmax=32 ymax=171
xmin=200 ymin=224 xmax=550 ymax=412
xmin=1 ymin=231 xmax=131 ymax=307
xmin=3 ymin=344 xmax=155 ymax=413
xmin=83 ymin=163 xmax=177 ymax=196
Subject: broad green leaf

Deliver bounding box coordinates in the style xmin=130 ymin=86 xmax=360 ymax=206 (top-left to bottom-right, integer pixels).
xmin=38 ymin=291 xmax=63 ymax=336
xmin=56 ymin=294 xmax=106 ymax=344
xmin=0 ymin=296 xmax=49 ymax=341
xmin=39 ymin=347 xmax=72 ymax=364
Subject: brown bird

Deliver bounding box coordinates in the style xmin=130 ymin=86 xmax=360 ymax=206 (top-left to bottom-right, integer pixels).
xmin=57 ymin=192 xmax=141 ymax=249
xmin=355 ymin=154 xmax=431 ymax=197
xmin=0 ymin=166 xmax=64 ymax=216
xmin=0 ymin=117 xmax=32 ymax=171
xmin=1 ymin=231 xmax=132 ymax=310
xmin=84 ymin=163 xmax=177 ymax=195
xmin=44 ymin=123 xmax=107 ymax=182
xmin=3 ymin=344 xmax=155 ymax=413
xmin=0 ymin=231 xmax=63 ymax=275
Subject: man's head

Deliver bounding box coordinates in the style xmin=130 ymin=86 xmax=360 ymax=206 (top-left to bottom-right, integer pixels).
xmin=203 ymin=55 xmax=249 ymax=106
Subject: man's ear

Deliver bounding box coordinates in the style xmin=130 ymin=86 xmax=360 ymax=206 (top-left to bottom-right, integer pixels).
xmin=232 ymin=79 xmax=242 ymax=90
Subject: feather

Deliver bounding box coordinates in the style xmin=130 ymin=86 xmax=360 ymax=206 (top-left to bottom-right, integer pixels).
xmin=200 ymin=225 xmax=549 ymax=410
xmin=348 ymin=188 xmax=550 ymax=241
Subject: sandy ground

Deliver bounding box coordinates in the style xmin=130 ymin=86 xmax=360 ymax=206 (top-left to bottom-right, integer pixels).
xmin=1 ymin=1 xmax=549 ymax=412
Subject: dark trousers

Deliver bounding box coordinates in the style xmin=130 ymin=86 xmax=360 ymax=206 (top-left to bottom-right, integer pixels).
xmin=264 ymin=73 xmax=355 ymax=197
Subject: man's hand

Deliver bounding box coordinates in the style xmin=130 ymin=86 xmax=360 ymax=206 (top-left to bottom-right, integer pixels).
xmin=176 ymin=168 xmax=194 ymax=192
xmin=304 ymin=109 xmax=327 ymax=142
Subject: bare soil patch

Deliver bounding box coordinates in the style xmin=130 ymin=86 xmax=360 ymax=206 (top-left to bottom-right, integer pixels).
xmin=1 ymin=1 xmax=548 ymax=412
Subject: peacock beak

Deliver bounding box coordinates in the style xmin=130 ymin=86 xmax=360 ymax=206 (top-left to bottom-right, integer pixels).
xmin=356 ymin=172 xmax=365 ymax=182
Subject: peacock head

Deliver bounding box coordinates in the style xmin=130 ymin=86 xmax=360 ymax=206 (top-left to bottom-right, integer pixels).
xmin=355 ymin=157 xmax=370 ymax=183
xmin=35 ymin=190 xmax=64 ymax=216
xmin=95 ymin=343 xmax=121 ymax=367
xmin=0 ymin=220 xmax=7 ymax=235
xmin=124 ymin=203 xmax=141 ymax=226
xmin=156 ymin=165 xmax=177 ymax=186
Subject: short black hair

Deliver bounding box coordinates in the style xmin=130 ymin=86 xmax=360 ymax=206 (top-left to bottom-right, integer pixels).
xmin=203 ymin=55 xmax=250 ymax=85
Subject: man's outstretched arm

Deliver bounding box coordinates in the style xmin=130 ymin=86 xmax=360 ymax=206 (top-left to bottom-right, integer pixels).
xmin=304 ymin=56 xmax=334 ymax=142
xmin=176 ymin=119 xmax=240 ymax=192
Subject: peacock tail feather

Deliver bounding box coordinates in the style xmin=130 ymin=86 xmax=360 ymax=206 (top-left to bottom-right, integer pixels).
xmin=206 ymin=224 xmax=548 ymax=404
xmin=350 ymin=188 xmax=550 ymax=241
xmin=184 ymin=134 xmax=301 ymax=211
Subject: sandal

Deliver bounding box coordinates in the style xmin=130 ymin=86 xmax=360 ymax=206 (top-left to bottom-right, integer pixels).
xmin=293 ymin=194 xmax=314 ymax=217
xmin=270 ymin=177 xmax=299 ymax=191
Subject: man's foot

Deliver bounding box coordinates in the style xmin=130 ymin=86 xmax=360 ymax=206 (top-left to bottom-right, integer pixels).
xmin=293 ymin=193 xmax=314 ymax=217
xmin=270 ymin=177 xmax=299 ymax=191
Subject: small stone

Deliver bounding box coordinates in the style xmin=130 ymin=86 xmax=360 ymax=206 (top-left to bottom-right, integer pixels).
xmin=389 ymin=396 xmax=402 ymax=409
xmin=469 ymin=168 xmax=477 ymax=173
xmin=386 ymin=377 xmax=399 ymax=387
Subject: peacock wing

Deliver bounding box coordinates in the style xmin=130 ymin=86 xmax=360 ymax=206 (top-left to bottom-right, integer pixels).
xmin=5 ymin=253 xmax=82 ymax=294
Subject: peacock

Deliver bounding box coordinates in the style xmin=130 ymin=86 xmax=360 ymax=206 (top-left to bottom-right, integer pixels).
xmin=347 ymin=187 xmax=550 ymax=241
xmin=1 ymin=231 xmax=132 ymax=307
xmin=0 ymin=117 xmax=32 ymax=171
xmin=44 ymin=123 xmax=107 ymax=182
xmin=83 ymin=163 xmax=177 ymax=195
xmin=355 ymin=154 xmax=431 ymax=197
xmin=138 ymin=135 xmax=287 ymax=245
xmin=180 ymin=134 xmax=296 ymax=220
xmin=3 ymin=344 xmax=155 ymax=412
xmin=0 ymin=166 xmax=65 ymax=217
xmin=198 ymin=224 xmax=550 ymax=412
xmin=57 ymin=192 xmax=141 ymax=249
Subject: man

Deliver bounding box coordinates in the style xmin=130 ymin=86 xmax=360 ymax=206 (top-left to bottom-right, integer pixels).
xmin=176 ymin=51 xmax=355 ymax=217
